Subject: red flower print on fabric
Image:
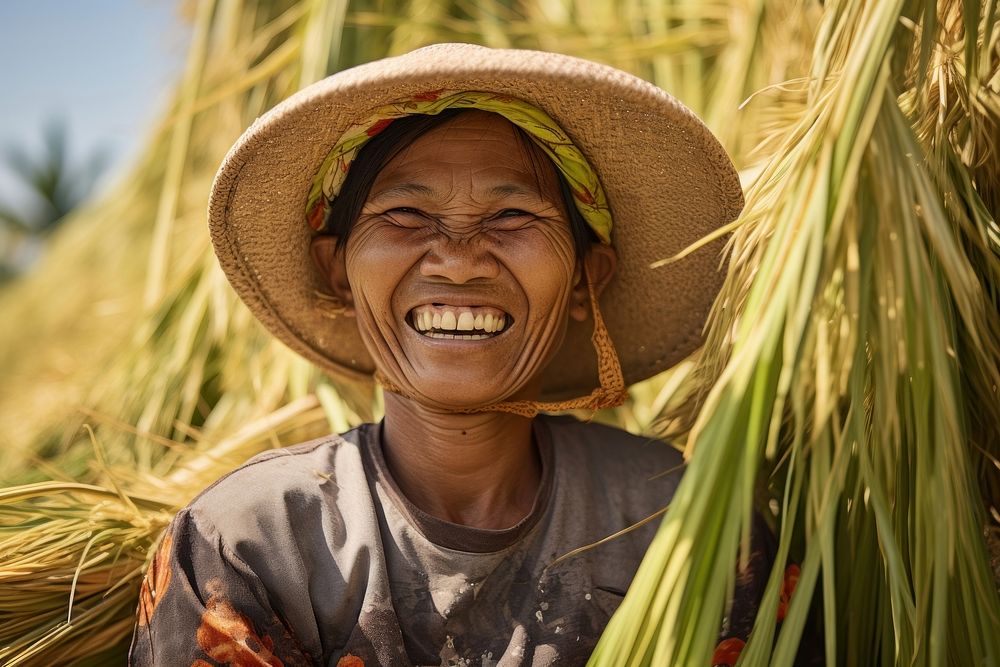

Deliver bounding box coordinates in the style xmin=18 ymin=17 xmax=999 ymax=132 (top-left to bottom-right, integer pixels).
xmin=572 ymin=186 xmax=596 ymax=206
xmin=712 ymin=637 xmax=746 ymax=666
xmin=777 ymin=563 xmax=801 ymax=622
xmin=195 ymin=579 xmax=285 ymax=666
xmin=307 ymin=201 xmax=326 ymax=231
xmin=138 ymin=533 xmax=173 ymax=627
xmin=365 ymin=118 xmax=394 ymax=137
xmin=412 ymin=89 xmax=444 ymax=101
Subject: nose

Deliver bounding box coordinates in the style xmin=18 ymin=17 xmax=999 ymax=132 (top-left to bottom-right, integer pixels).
xmin=419 ymin=236 xmax=501 ymax=283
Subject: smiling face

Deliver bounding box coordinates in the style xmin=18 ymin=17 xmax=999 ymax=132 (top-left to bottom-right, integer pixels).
xmin=321 ymin=110 xmax=595 ymax=410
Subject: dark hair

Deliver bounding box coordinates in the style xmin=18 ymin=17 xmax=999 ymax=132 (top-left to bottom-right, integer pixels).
xmin=319 ymin=108 xmax=596 ymax=259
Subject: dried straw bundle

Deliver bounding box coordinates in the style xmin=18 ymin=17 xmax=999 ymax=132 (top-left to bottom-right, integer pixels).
xmin=0 ymin=482 xmax=172 ymax=666
xmin=0 ymin=399 xmax=330 ymax=665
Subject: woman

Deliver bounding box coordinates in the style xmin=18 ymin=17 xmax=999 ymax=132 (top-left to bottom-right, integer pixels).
xmin=130 ymin=43 xmax=748 ymax=666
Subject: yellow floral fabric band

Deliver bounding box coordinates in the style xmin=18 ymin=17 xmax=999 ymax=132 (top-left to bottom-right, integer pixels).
xmin=306 ymin=90 xmax=612 ymax=244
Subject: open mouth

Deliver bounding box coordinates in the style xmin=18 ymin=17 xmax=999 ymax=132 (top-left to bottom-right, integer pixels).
xmin=408 ymin=304 xmax=512 ymax=340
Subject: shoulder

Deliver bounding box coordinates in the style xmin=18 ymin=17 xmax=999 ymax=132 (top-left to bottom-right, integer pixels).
xmin=162 ymin=424 xmax=384 ymax=660
xmin=540 ymin=413 xmax=684 ymax=470
xmin=185 ymin=423 xmax=376 ymax=540
xmin=539 ymin=414 xmax=685 ymax=513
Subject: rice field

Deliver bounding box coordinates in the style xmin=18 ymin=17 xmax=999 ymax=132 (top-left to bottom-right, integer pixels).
xmin=0 ymin=0 xmax=997 ymax=664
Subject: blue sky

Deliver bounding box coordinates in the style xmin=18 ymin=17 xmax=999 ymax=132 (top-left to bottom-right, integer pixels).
xmin=0 ymin=0 xmax=188 ymax=209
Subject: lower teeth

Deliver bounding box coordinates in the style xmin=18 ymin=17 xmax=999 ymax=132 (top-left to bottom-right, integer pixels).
xmin=424 ymin=332 xmax=492 ymax=340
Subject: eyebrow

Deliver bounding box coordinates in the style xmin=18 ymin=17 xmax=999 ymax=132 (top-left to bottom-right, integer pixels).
xmin=367 ymin=183 xmax=436 ymax=204
xmin=486 ymin=184 xmax=539 ymax=198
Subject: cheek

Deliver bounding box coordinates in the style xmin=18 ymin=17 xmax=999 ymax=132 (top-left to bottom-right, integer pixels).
xmin=495 ymin=226 xmax=578 ymax=301
xmin=344 ymin=225 xmax=421 ymax=318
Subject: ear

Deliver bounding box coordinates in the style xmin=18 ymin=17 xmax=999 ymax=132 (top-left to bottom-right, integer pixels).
xmin=310 ymin=236 xmax=355 ymax=317
xmin=569 ymin=243 xmax=618 ymax=322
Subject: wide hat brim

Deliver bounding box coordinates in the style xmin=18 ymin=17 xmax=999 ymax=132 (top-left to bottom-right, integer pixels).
xmin=209 ymin=43 xmax=743 ymax=401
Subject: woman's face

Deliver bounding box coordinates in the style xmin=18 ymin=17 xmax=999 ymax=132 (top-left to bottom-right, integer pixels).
xmin=339 ymin=110 xmax=585 ymax=409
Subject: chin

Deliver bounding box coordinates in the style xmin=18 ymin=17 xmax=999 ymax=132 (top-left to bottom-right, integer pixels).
xmin=413 ymin=387 xmax=512 ymax=411
xmin=401 ymin=375 xmax=530 ymax=411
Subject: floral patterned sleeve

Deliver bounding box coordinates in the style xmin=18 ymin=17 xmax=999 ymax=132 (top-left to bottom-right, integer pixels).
xmin=129 ymin=509 xmax=315 ymax=666
xmin=711 ymin=514 xmax=822 ymax=667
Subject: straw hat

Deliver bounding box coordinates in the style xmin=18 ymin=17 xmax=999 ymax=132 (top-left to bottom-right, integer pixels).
xmin=209 ymin=43 xmax=743 ymax=401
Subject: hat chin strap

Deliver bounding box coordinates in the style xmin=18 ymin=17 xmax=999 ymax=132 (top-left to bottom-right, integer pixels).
xmin=376 ymin=266 xmax=628 ymax=418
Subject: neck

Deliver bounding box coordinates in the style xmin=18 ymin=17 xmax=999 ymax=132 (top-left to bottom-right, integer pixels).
xmin=381 ymin=393 xmax=541 ymax=530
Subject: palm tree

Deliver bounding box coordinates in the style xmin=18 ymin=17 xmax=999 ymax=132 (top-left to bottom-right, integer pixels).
xmin=0 ymin=119 xmax=106 ymax=278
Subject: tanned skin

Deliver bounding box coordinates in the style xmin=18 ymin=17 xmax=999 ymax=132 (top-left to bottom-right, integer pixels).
xmin=312 ymin=111 xmax=616 ymax=531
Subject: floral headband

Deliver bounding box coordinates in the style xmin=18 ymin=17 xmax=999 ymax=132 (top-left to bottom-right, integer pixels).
xmin=305 ymin=90 xmax=612 ymax=244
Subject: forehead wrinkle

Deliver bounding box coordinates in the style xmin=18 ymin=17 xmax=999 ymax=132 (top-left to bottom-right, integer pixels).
xmin=366 ymin=113 xmax=564 ymax=211
xmin=367 ymin=182 xmax=437 ymax=205
xmin=370 ymin=169 xmax=556 ymax=210
xmin=464 ymin=158 xmax=561 ymax=205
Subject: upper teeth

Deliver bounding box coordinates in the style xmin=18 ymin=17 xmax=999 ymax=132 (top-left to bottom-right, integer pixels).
xmin=411 ymin=306 xmax=508 ymax=334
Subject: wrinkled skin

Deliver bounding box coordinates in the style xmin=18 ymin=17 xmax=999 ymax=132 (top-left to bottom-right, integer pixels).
xmin=312 ymin=111 xmax=616 ymax=529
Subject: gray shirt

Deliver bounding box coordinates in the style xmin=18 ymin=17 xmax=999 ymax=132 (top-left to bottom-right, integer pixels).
xmin=129 ymin=415 xmax=686 ymax=666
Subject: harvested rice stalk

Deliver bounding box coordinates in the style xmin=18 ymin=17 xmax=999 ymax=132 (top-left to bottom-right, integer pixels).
xmin=593 ymin=1 xmax=1000 ymax=665
xmin=0 ymin=395 xmax=333 ymax=665
xmin=0 ymin=483 xmax=172 ymax=666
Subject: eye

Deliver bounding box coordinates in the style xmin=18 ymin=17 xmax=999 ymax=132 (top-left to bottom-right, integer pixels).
xmin=385 ymin=207 xmax=425 ymax=217
xmin=381 ymin=207 xmax=430 ymax=227
xmin=493 ymin=209 xmax=531 ymax=219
